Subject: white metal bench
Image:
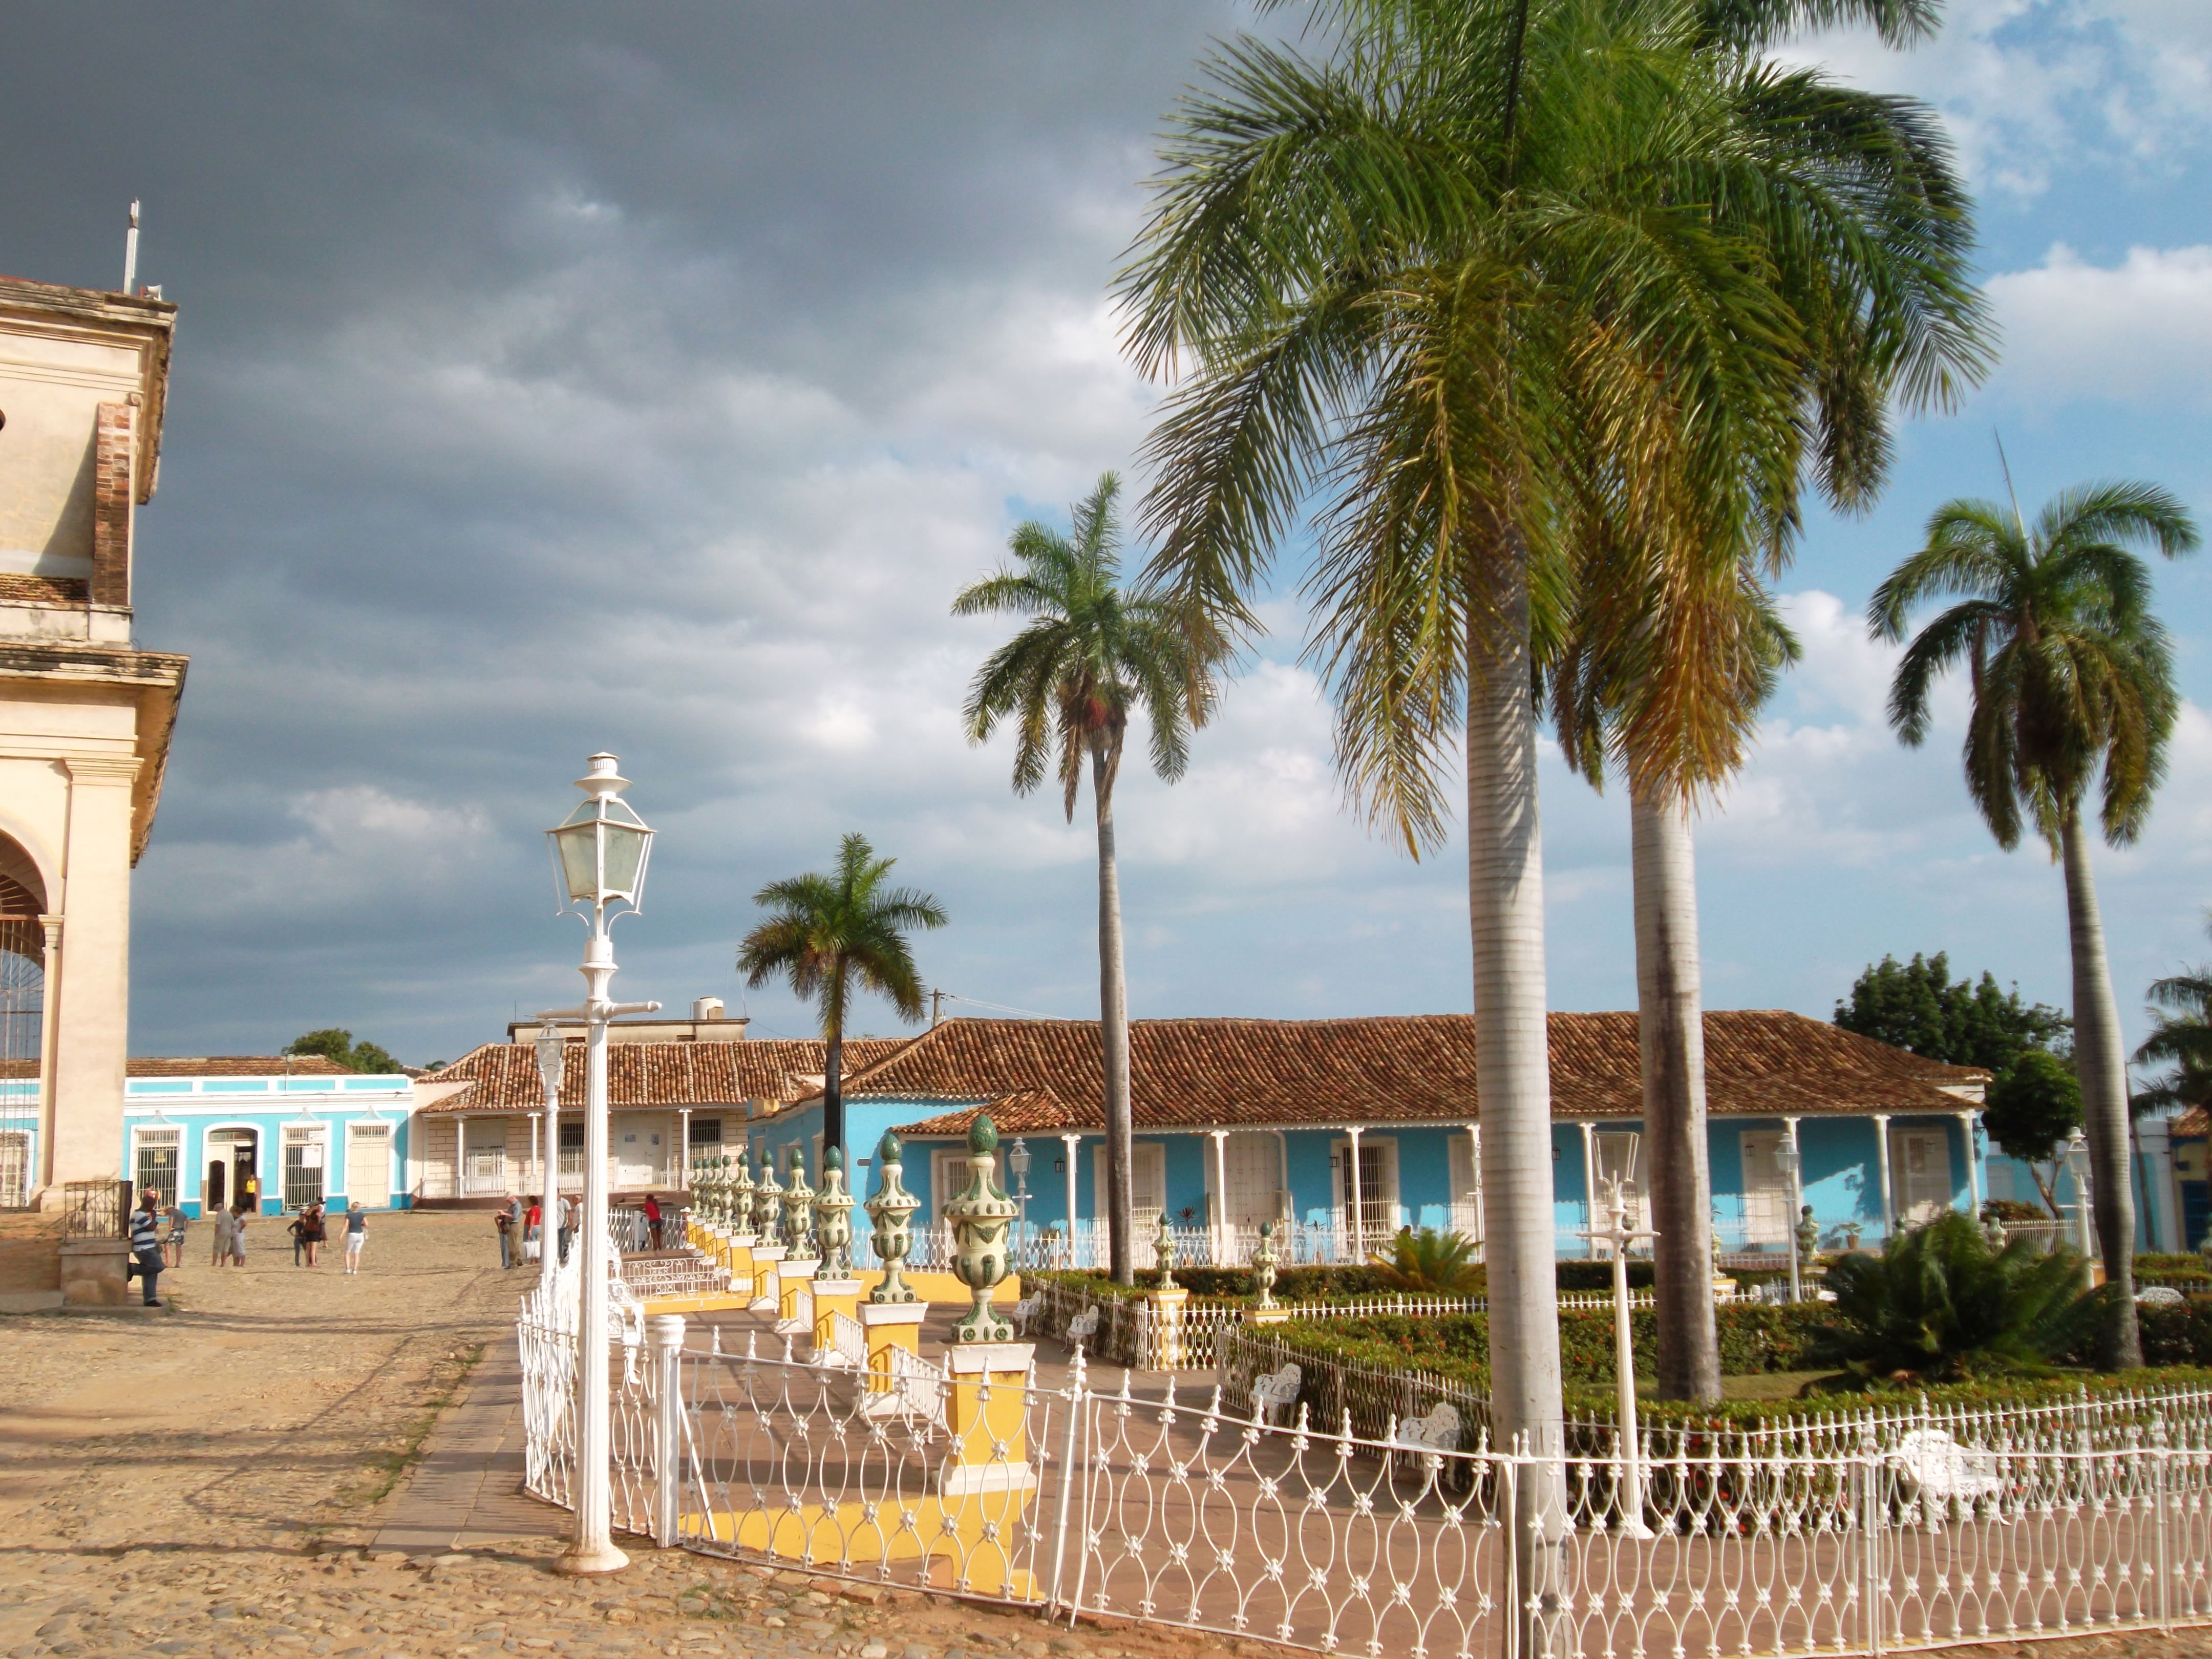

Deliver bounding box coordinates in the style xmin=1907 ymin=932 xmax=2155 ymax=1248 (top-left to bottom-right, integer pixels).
xmin=1065 ymin=1306 xmax=1101 ymax=1355
xmin=1394 ymin=1401 xmax=1462 ymax=1454
xmin=1009 ymin=1293 xmax=1040 ymax=1335
xmin=1252 ymin=1363 xmax=1303 ymax=1427
xmin=1892 ymin=1429 xmax=2004 ymax=1503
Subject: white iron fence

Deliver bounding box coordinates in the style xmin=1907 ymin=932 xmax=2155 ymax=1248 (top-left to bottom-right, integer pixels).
xmin=519 ymin=1289 xmax=2212 ymax=1659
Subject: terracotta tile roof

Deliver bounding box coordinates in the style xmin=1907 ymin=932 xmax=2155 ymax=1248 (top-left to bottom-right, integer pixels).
xmin=418 ymin=1037 xmax=912 ymax=1115
xmin=876 ymin=1011 xmax=1987 ymax=1137
xmin=128 ymin=1055 xmax=354 ymax=1077
xmin=2174 ymin=1106 xmax=2208 ymax=1139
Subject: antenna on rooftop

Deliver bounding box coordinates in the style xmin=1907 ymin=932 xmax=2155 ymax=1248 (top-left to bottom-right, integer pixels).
xmin=123 ymin=201 xmax=139 ymax=295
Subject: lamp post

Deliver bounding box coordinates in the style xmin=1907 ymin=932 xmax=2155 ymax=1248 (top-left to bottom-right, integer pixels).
xmin=535 ymin=1020 xmax=564 ymax=1296
xmin=1575 ymin=1137 xmax=1654 ymax=1541
xmin=2064 ymin=1127 xmax=2096 ymax=1292
xmin=1774 ymin=1128 xmax=1802 ymax=1303
xmin=1008 ymin=1137 xmax=1031 ymax=1265
xmin=538 ymin=753 xmax=661 ymax=1578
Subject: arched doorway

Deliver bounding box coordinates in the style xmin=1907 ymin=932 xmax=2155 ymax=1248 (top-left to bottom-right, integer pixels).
xmin=0 ymin=866 xmax=44 ymax=1209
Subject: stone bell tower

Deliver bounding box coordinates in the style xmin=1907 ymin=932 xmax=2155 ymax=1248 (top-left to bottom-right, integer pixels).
xmin=0 ymin=271 xmax=187 ymax=1205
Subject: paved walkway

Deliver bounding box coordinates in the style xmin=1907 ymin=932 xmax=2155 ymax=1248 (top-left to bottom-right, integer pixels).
xmin=371 ymin=1331 xmax=562 ymax=1554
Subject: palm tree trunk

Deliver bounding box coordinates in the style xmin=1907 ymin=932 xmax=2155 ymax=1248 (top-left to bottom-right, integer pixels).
xmin=2059 ymin=803 xmax=2141 ymax=1367
xmin=825 ymin=1026 xmax=844 ymax=1166
xmin=1095 ymin=743 xmax=1136 ymax=1286
xmin=1631 ymin=787 xmax=1722 ymax=1403
xmin=1466 ymin=557 xmax=1568 ymax=1573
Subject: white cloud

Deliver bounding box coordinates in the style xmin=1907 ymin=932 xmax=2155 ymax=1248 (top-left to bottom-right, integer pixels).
xmin=1986 ymin=243 xmax=2212 ymax=403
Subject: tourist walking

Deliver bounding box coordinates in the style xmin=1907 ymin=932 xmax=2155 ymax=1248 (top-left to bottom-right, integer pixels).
xmin=645 ymin=1191 xmax=664 ymax=1251
xmin=229 ymin=1203 xmax=249 ymax=1266
xmin=524 ymin=1196 xmax=542 ymax=1263
xmin=343 ymin=1201 xmax=368 ymax=1273
xmin=210 ymin=1203 xmax=232 ymax=1267
xmin=126 ymin=1192 xmax=164 ymax=1307
xmin=557 ymin=1192 xmax=573 ymax=1265
xmin=300 ymin=1202 xmax=326 ymax=1267
xmin=495 ymin=1202 xmax=515 ymax=1269
xmin=164 ymin=1202 xmax=187 ymax=1268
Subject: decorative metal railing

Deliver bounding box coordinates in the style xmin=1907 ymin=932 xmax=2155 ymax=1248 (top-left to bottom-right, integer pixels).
xmin=517 ymin=1303 xmax=2212 ymax=1659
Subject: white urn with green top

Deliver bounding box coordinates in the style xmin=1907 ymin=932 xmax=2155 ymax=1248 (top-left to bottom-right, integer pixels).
xmin=816 ymin=1144 xmax=856 ymax=1274
xmin=729 ymin=1152 xmax=756 ymax=1239
xmin=753 ymin=1156 xmax=783 ymax=1240
xmin=865 ymin=1131 xmax=921 ymax=1304
xmin=783 ymin=1147 xmax=818 ymax=1258
xmin=945 ymin=1115 xmax=1018 ymax=1343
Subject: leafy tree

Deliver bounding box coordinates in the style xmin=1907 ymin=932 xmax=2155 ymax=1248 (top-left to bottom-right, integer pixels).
xmin=2135 ymin=916 xmax=2212 ymax=1117
xmin=286 ymin=1029 xmax=401 ymax=1074
xmin=1368 ymin=1226 xmax=1484 ymax=1294
xmin=1814 ymin=1211 xmax=2108 ymax=1387
xmin=953 ymin=473 xmax=1218 ymax=1285
xmin=1834 ymin=951 xmax=2069 ymax=1072
xmin=1982 ymin=1049 xmax=2083 ymax=1217
xmin=1121 ymin=0 xmax=1985 ymax=1474
xmin=1872 ymin=477 xmax=2201 ymax=1367
xmin=737 ymin=834 xmax=947 ymax=1161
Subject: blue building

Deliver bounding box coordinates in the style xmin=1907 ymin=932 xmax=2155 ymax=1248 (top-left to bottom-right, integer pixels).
xmin=117 ymin=1056 xmax=416 ymax=1217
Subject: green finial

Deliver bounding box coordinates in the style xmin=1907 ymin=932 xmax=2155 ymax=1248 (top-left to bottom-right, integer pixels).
xmin=879 ymin=1129 xmax=903 ymax=1165
xmin=825 ymin=1143 xmax=844 ymax=1174
xmin=968 ymin=1114 xmax=998 ymax=1156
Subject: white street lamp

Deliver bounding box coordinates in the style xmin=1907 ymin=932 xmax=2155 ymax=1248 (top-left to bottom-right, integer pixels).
xmin=1575 ymin=1134 xmax=1654 ymax=1541
xmin=2063 ymin=1127 xmax=2096 ymax=1290
xmin=1774 ymin=1127 xmax=1803 ymax=1303
xmin=539 ymin=753 xmax=661 ymax=1578
xmin=1008 ymin=1137 xmax=1032 ymax=1260
xmin=535 ymin=1020 xmax=564 ymax=1296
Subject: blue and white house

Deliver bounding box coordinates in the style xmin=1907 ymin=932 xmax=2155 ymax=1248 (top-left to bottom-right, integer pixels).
xmin=118 ymin=1057 xmax=417 ymax=1217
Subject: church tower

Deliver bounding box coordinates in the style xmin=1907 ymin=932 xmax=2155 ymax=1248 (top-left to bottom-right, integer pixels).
xmin=0 ymin=269 xmax=187 ymax=1205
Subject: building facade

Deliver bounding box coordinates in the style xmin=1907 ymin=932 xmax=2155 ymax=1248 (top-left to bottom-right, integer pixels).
xmin=116 ymin=1056 xmax=417 ymax=1217
xmin=0 ymin=273 xmax=187 ymax=1206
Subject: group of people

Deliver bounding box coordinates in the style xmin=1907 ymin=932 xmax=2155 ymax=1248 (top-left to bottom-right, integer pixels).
xmin=123 ymin=1190 xmax=373 ymax=1306
xmin=496 ymin=1192 xmax=576 ymax=1269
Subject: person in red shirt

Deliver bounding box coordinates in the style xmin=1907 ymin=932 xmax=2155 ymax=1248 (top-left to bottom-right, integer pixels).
xmin=644 ymin=1192 xmax=664 ymax=1251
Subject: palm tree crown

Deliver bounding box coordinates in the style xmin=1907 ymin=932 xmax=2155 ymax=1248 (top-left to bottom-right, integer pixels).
xmin=1871 ymin=480 xmax=2199 ymax=848
xmin=737 ymin=833 xmax=947 ymax=1159
xmin=2136 ymin=917 xmax=2212 ymax=1117
xmin=954 ymin=472 xmax=1214 ymax=815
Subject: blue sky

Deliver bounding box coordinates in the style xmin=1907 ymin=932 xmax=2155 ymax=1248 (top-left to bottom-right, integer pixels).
xmin=2 ymin=1 xmax=2207 ymax=1068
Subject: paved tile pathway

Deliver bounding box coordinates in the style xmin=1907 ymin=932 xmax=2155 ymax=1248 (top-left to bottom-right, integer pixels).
xmin=371 ymin=1333 xmax=559 ymax=1554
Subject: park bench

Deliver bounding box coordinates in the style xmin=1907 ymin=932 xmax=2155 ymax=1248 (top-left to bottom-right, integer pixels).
xmin=1252 ymin=1363 xmax=1303 ymax=1427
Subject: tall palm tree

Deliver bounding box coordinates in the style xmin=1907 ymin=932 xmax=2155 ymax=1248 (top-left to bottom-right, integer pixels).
xmin=1541 ymin=0 xmax=1987 ymax=1404
xmin=1121 ymin=0 xmax=1984 ymax=1515
xmin=953 ymin=472 xmax=1217 ymax=1285
xmin=1873 ymin=479 xmax=2201 ymax=1367
xmin=737 ymin=833 xmax=947 ymax=1163
xmin=2134 ymin=917 xmax=2212 ymax=1117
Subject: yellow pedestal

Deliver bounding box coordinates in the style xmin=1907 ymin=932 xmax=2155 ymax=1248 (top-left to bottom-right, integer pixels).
xmin=1244 ymin=1306 xmax=1290 ymax=1327
xmin=750 ymin=1244 xmax=786 ymax=1311
xmin=686 ymin=1339 xmax=1039 ymax=1596
xmin=811 ymin=1277 xmax=862 ymax=1358
xmin=1147 ymin=1285 xmax=1189 ymax=1370
xmin=858 ymin=1302 xmax=926 ymax=1394
xmin=778 ymin=1258 xmax=820 ymax=1330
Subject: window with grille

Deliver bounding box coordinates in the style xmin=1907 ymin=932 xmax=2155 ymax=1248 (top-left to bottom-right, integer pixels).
xmin=135 ymin=1129 xmax=181 ymax=1210
xmin=559 ymin=1120 xmax=585 ymax=1176
xmin=283 ymin=1128 xmax=327 ymax=1211
xmin=0 ymin=1131 xmax=27 ymax=1208
xmin=689 ymin=1117 xmax=722 ymax=1147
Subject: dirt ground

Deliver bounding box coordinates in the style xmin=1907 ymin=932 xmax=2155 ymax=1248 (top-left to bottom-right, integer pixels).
xmin=1 ymin=1211 xmax=2207 ymax=1659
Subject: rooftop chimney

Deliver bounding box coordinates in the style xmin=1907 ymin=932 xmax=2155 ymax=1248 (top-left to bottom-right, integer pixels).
xmin=123 ymin=201 xmax=139 ymax=294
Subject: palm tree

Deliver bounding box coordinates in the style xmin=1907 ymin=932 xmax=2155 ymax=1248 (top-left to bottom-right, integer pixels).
xmin=737 ymin=833 xmax=947 ymax=1162
xmin=1873 ymin=479 xmax=2201 ymax=1367
xmin=1121 ymin=0 xmax=1985 ymax=1504
xmin=2135 ymin=917 xmax=2212 ymax=1117
xmin=953 ymin=473 xmax=1217 ymax=1285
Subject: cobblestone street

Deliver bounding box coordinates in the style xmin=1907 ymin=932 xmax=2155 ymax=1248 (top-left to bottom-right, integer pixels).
xmin=1 ymin=1212 xmax=2206 ymax=1659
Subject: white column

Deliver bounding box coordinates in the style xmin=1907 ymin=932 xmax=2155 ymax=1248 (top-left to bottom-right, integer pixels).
xmin=1464 ymin=1123 xmax=1483 ymax=1247
xmin=1210 ymin=1129 xmax=1230 ymax=1265
xmin=1345 ymin=1125 xmax=1364 ymax=1261
xmin=564 ymin=914 xmax=627 ymax=1577
xmin=1958 ymin=1110 xmax=1982 ymax=1217
xmin=1871 ymin=1114 xmax=1893 ymax=1240
xmin=1579 ymin=1121 xmax=1599 ymax=1260
xmin=1061 ymin=1133 xmax=1080 ymax=1267
xmin=678 ymin=1107 xmax=691 ymax=1191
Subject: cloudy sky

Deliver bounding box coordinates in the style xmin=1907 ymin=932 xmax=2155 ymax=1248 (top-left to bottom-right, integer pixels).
xmin=3 ymin=2 xmax=2209 ymax=1067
